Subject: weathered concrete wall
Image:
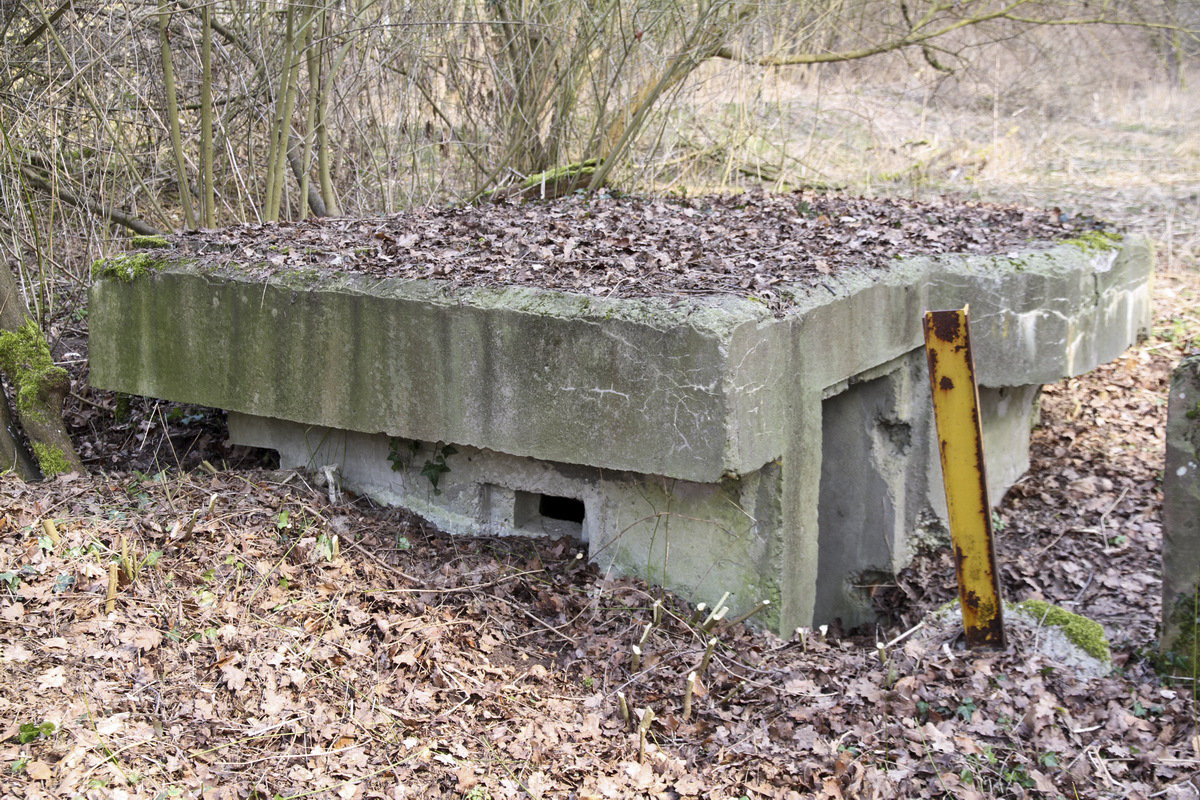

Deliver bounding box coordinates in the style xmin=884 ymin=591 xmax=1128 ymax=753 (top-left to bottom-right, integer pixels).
xmin=230 ymin=414 xmax=786 ymax=624
xmin=90 ymin=242 xmax=1152 ymax=486
xmin=91 ymin=271 xmax=782 ymax=483
xmin=817 ymin=356 xmax=934 ymax=627
xmin=90 ymin=237 xmax=1154 ymax=634
xmin=1162 ymin=355 xmax=1200 ymax=674
xmin=784 ymin=239 xmax=1154 ymax=390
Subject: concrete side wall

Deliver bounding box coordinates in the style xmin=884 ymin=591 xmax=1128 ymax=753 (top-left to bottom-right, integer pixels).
xmin=979 ymin=384 xmax=1042 ymax=496
xmin=1162 ymin=355 xmax=1200 ymax=671
xmin=813 ymin=350 xmax=1040 ymax=629
xmin=786 ymin=240 xmax=1153 ymax=392
xmin=90 ymin=271 xmax=781 ymax=484
xmin=231 ymin=413 xmax=786 ymax=627
xmin=816 ymin=354 xmax=934 ymax=627
xmin=925 ymin=240 xmax=1155 ymax=385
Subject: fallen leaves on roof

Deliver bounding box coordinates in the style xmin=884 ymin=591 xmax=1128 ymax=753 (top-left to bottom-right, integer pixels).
xmin=170 ymin=192 xmax=1106 ymax=309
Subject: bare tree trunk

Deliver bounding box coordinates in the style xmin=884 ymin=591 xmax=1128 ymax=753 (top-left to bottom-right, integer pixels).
xmin=288 ymin=133 xmax=328 ymax=217
xmin=0 ymin=386 xmax=40 ymax=481
xmin=0 ymin=263 xmax=84 ymax=479
xmin=200 ymin=0 xmax=216 ymax=227
xmin=159 ymin=0 xmax=196 ymax=229
xmin=587 ymin=3 xmax=753 ymax=191
xmin=314 ymin=6 xmax=340 ymax=216
xmin=490 ymin=0 xmax=554 ymax=177
xmin=265 ymin=1 xmax=305 ymax=221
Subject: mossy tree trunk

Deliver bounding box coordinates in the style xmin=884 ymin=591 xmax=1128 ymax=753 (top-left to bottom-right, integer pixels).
xmin=0 ymin=263 xmax=84 ymax=479
xmin=0 ymin=384 xmax=39 ymax=480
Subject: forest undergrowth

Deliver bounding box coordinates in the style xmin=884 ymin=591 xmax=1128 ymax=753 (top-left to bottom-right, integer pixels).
xmin=2 ymin=66 xmax=1200 ymax=797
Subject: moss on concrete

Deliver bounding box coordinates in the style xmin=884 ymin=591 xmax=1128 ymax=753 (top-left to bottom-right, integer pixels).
xmin=1064 ymin=230 xmax=1123 ymax=254
xmin=91 ymin=252 xmax=169 ymax=282
xmin=1016 ymin=599 xmax=1111 ymax=662
xmin=131 ymin=234 xmax=171 ymax=249
xmin=513 ymin=159 xmax=598 ymax=193
xmin=0 ymin=320 xmax=68 ymax=425
xmin=276 ymin=268 xmax=323 ymax=289
xmin=1160 ymin=590 xmax=1200 ymax=680
xmin=30 ymin=441 xmax=71 ymax=477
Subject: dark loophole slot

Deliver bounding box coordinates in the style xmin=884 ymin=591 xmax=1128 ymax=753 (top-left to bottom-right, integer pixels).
xmin=539 ymin=494 xmax=585 ymax=523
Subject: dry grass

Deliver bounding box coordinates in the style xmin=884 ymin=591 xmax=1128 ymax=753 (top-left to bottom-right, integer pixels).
xmin=645 ymin=36 xmax=1200 ymax=272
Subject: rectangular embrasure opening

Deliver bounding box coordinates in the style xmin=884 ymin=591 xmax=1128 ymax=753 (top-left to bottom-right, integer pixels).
xmin=514 ymin=490 xmax=586 ymax=539
xmin=539 ymin=494 xmax=585 ymax=523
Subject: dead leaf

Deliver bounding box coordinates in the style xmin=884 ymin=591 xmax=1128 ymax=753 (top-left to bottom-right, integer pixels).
xmin=818 ymin=777 xmax=844 ymax=799
xmin=1030 ymin=769 xmax=1057 ymax=793
xmin=36 ymin=666 xmax=66 ymax=690
xmin=261 ymin=689 xmax=290 ymax=717
xmin=2 ymin=643 xmax=32 ymax=662
xmin=96 ymin=714 xmax=128 ymax=735
xmin=921 ymin=722 xmax=955 ymax=753
xmin=220 ymin=663 xmax=248 ymax=692
xmin=455 ymin=764 xmax=478 ymax=792
xmin=121 ymin=626 xmax=163 ymax=651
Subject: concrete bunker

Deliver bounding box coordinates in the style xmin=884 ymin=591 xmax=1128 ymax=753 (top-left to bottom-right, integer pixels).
xmin=88 ymin=200 xmax=1154 ymax=636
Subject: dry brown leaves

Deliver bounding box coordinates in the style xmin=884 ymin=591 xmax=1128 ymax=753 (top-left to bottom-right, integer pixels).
xmin=4 ymin=245 xmax=1199 ymax=800
xmin=172 ymin=193 xmax=1104 ymax=310
xmin=1 ymin=454 xmax=1196 ymax=800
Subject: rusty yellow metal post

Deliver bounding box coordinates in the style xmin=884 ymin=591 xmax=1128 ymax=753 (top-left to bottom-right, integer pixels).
xmin=923 ymin=306 xmax=1006 ymax=650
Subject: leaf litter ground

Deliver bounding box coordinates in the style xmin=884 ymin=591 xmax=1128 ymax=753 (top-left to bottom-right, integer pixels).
xmin=3 ymin=253 xmax=1200 ymax=800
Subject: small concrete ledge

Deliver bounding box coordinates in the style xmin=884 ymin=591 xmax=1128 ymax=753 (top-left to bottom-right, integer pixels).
xmin=1162 ymin=355 xmax=1200 ymax=674
xmin=90 ymin=236 xmax=1152 ymax=634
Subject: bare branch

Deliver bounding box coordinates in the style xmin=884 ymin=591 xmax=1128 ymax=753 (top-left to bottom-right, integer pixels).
xmin=19 ymin=0 xmax=73 ymax=48
xmin=714 ymin=5 xmax=1024 ymax=67
xmin=17 ymin=165 xmax=162 ymax=237
xmin=287 ymin=134 xmax=329 ymax=217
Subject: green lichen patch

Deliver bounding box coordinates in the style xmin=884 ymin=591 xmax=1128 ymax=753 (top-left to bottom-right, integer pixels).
xmin=131 ymin=234 xmax=171 ymax=249
xmin=276 ymin=268 xmax=324 ymax=289
xmin=514 ymin=159 xmax=597 ymax=192
xmin=0 ymin=320 xmax=69 ymax=426
xmin=1064 ymin=229 xmax=1123 ymax=254
xmin=30 ymin=441 xmax=71 ymax=477
xmin=1159 ymin=590 xmax=1200 ymax=680
xmin=91 ymin=251 xmax=169 ymax=282
xmin=1015 ymin=599 xmax=1111 ymax=662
